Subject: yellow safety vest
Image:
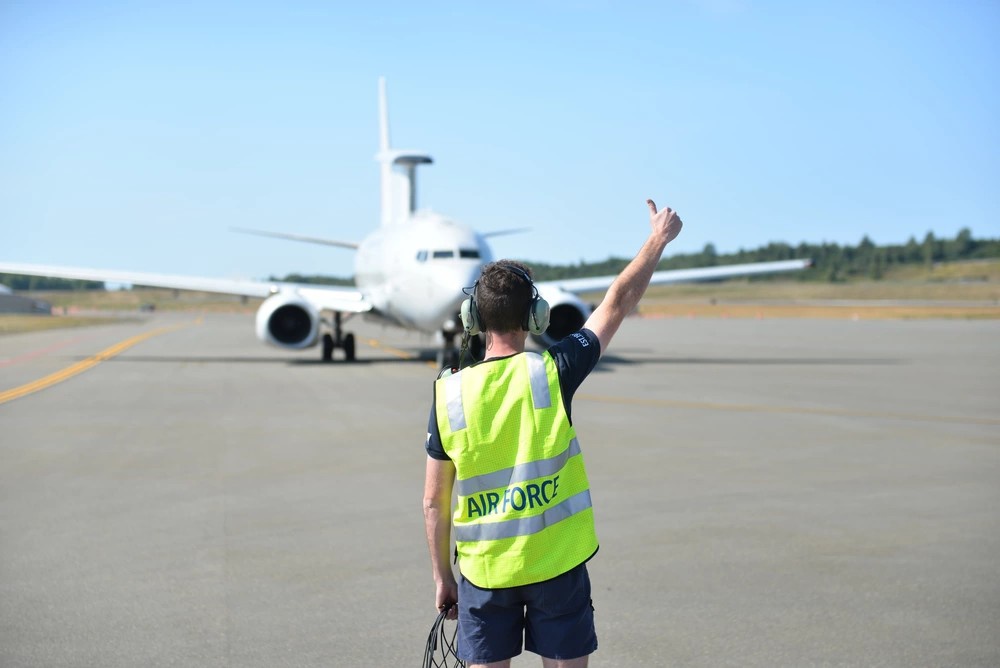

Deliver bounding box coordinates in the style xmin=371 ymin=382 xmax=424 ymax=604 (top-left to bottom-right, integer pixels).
xmin=435 ymin=351 xmax=599 ymax=589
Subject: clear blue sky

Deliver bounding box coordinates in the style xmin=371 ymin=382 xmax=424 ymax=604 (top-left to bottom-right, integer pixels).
xmin=2 ymin=1 xmax=997 ymax=280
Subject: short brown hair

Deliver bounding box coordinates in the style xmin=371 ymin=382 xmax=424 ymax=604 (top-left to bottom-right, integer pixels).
xmin=475 ymin=261 xmax=535 ymax=333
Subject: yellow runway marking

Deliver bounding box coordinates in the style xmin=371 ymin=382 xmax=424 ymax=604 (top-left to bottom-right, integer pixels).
xmin=0 ymin=321 xmax=196 ymax=405
xmin=365 ymin=338 xmax=416 ymax=360
xmin=365 ymin=338 xmax=437 ymax=366
xmin=576 ymin=393 xmax=1000 ymax=427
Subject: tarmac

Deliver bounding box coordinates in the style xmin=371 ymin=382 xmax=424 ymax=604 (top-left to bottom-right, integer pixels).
xmin=1 ymin=312 xmax=998 ymax=667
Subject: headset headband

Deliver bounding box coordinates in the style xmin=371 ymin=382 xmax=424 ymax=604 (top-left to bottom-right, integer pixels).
xmin=497 ymin=263 xmax=534 ymax=288
xmin=460 ymin=262 xmax=549 ymax=338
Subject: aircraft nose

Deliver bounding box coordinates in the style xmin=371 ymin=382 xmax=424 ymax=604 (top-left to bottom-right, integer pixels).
xmin=433 ymin=263 xmax=481 ymax=307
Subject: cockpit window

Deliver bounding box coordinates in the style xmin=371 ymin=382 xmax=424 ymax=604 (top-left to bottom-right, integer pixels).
xmin=432 ymin=250 xmax=454 ymax=259
xmin=459 ymin=249 xmax=480 ymax=259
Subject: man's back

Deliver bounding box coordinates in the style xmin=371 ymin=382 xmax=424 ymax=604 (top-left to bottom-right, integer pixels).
xmin=422 ymin=199 xmax=683 ymax=666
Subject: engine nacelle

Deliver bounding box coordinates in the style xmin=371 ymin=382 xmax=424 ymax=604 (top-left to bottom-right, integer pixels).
xmin=531 ymin=285 xmax=592 ymax=347
xmin=255 ymin=293 xmax=320 ymax=349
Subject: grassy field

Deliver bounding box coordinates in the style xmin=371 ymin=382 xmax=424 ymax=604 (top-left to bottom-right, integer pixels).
xmin=631 ymin=261 xmax=1000 ymax=320
xmin=34 ymin=289 xmax=261 ymax=312
xmin=632 ymin=260 xmax=1000 ymax=320
xmin=635 ymin=302 xmax=999 ymax=320
xmin=2 ymin=259 xmax=998 ymax=335
xmin=639 ymin=258 xmax=1000 ymax=302
xmin=0 ymin=314 xmax=142 ymax=334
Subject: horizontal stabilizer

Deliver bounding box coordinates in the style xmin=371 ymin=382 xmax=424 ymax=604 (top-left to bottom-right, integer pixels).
xmin=482 ymin=228 xmax=531 ymax=239
xmin=385 ymin=152 xmax=432 ymax=167
xmin=231 ymin=227 xmax=359 ymax=250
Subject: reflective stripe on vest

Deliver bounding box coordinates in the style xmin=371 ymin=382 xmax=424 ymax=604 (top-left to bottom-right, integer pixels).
xmin=455 ymin=438 xmax=582 ymax=497
xmin=453 ymin=488 xmax=593 ymax=542
xmin=444 ymin=371 xmax=466 ymax=432
xmin=443 ymin=351 xmax=551 ymax=432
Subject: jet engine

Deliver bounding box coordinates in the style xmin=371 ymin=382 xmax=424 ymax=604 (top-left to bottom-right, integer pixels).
xmin=255 ymin=292 xmax=320 ymax=349
xmin=531 ymin=286 xmax=592 ymax=347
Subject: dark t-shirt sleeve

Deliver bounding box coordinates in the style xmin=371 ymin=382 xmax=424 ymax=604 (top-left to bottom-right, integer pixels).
xmin=547 ymin=328 xmax=601 ymax=423
xmin=423 ymin=328 xmax=602 ymax=460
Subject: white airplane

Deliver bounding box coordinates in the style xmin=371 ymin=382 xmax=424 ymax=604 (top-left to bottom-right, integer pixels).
xmin=0 ymin=79 xmax=810 ymax=365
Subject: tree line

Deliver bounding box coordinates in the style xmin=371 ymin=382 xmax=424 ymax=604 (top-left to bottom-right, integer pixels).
xmin=2 ymin=228 xmax=997 ymax=290
xmin=526 ymin=228 xmax=1000 ymax=283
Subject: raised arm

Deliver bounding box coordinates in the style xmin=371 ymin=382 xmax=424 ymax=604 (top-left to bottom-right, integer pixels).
xmin=583 ymin=199 xmax=683 ymax=355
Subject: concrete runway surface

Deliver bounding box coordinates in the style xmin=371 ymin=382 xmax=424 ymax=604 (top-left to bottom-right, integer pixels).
xmin=1 ymin=312 xmax=998 ymax=667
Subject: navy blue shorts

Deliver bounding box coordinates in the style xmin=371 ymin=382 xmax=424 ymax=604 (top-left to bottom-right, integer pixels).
xmin=456 ymin=563 xmax=597 ymax=664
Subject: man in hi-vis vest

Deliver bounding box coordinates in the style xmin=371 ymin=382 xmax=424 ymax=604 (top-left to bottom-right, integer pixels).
xmin=423 ymin=199 xmax=683 ymax=668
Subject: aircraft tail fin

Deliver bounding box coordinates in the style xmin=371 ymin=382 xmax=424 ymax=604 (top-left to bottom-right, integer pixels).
xmin=376 ymin=77 xmax=433 ymax=226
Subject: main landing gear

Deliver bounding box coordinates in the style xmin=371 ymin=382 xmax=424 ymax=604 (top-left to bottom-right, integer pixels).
xmin=322 ymin=312 xmax=356 ymax=363
xmin=436 ymin=326 xmax=483 ymax=370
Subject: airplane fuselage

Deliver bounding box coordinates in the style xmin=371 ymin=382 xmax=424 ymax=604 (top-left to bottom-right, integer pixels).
xmin=355 ymin=211 xmax=492 ymax=334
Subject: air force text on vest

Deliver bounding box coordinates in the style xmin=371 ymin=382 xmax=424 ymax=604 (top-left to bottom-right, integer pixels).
xmin=466 ymin=476 xmax=560 ymax=518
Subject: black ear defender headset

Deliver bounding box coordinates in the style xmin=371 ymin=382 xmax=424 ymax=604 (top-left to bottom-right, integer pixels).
xmin=460 ymin=263 xmax=550 ymax=337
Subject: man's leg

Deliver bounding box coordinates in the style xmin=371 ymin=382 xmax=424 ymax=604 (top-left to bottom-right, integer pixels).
xmin=523 ymin=565 xmax=597 ymax=664
xmin=457 ymin=576 xmax=525 ymax=666
xmin=542 ymin=658 xmax=587 ymax=668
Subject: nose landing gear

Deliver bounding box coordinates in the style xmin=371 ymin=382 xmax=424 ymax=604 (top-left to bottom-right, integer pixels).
xmin=436 ymin=326 xmax=483 ymax=370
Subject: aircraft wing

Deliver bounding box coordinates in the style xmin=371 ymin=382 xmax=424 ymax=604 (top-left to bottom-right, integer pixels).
xmin=0 ymin=262 xmax=372 ymax=314
xmin=536 ymin=259 xmax=811 ymax=294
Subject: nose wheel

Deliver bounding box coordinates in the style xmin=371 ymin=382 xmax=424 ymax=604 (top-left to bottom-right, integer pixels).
xmin=436 ymin=328 xmax=483 ymax=370
xmin=322 ymin=312 xmax=356 ymax=362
